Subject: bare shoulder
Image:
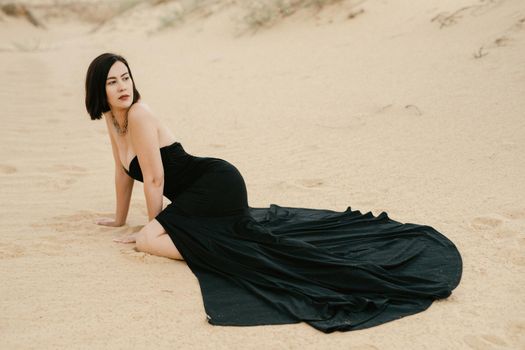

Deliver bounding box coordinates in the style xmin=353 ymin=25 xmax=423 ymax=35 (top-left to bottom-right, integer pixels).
xmin=128 ymin=102 xmax=176 ymax=145
xmin=128 ymin=102 xmax=157 ymax=125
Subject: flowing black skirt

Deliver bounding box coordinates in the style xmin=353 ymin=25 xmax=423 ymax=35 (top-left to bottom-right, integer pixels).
xmin=155 ymin=160 xmax=462 ymax=333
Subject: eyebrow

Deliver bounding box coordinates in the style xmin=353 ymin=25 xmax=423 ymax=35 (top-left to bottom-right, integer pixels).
xmin=106 ymin=72 xmax=129 ymax=80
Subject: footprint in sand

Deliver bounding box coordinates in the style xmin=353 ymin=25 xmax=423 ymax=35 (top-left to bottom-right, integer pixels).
xmin=374 ymin=103 xmax=423 ymax=117
xmin=297 ymin=178 xmax=325 ymax=189
xmin=470 ymin=216 xmax=503 ymax=230
xmin=39 ymin=164 xmax=88 ymax=191
xmin=509 ymin=254 xmax=525 ymax=266
xmin=38 ymin=240 xmax=67 ymax=256
xmin=470 ymin=210 xmax=525 ymax=266
xmin=404 ymin=104 xmax=423 ymax=116
xmin=0 ymin=242 xmax=25 ymax=259
xmin=476 ymin=17 xmax=525 ymax=57
xmin=33 ymin=211 xmax=99 ymax=233
xmin=507 ymin=320 xmax=525 ymax=343
xmin=37 ymin=231 xmax=89 ymax=256
xmin=0 ymin=164 xmax=17 ymax=174
xmin=501 ymin=209 xmax=525 ymax=220
xmin=492 ymin=228 xmax=519 ymax=239
xmin=463 ymin=334 xmax=510 ymax=350
xmin=208 ymin=143 xmax=226 ymax=148
xmin=493 ymin=36 xmax=511 ymax=47
xmin=34 ymin=234 xmax=71 ymax=256
xmin=271 ymin=178 xmax=326 ymax=191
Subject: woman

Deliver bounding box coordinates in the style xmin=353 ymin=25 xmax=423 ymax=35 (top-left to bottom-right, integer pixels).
xmin=85 ymin=53 xmax=462 ymax=333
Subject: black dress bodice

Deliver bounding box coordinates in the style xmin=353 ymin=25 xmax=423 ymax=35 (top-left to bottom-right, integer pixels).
xmin=124 ymin=142 xmax=230 ymax=202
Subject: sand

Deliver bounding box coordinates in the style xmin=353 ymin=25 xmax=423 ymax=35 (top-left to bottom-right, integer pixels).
xmin=1 ymin=0 xmax=524 ymax=348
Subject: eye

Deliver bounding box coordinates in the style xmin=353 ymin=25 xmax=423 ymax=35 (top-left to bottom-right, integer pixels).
xmin=124 ymin=76 xmax=130 ymax=80
xmin=108 ymin=81 xmax=115 ymax=85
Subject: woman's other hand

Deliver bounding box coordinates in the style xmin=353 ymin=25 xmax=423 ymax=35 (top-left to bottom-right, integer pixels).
xmin=113 ymin=233 xmax=138 ymax=244
xmin=95 ymin=217 xmax=125 ymax=227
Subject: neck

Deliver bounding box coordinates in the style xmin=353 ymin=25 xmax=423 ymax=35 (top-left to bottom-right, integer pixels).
xmin=109 ymin=106 xmax=128 ymax=124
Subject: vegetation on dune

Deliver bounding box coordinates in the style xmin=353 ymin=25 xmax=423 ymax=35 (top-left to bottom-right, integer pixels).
xmin=241 ymin=0 xmax=344 ymax=30
xmin=1 ymin=0 xmax=353 ymax=34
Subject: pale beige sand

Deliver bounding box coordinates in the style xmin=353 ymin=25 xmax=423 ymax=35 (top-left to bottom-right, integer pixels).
xmin=1 ymin=0 xmax=524 ymax=348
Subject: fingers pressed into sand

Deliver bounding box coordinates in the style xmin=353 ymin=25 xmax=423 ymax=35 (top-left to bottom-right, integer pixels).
xmin=113 ymin=233 xmax=137 ymax=243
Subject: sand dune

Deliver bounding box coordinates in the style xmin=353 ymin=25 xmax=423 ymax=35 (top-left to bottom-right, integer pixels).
xmin=1 ymin=0 xmax=524 ymax=348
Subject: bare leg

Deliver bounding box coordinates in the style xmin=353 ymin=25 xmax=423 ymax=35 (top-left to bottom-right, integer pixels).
xmin=135 ymin=219 xmax=184 ymax=260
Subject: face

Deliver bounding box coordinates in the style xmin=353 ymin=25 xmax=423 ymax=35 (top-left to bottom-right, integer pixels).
xmin=105 ymin=60 xmax=134 ymax=109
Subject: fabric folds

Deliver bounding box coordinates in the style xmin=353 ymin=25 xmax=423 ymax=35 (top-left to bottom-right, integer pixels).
xmin=156 ymin=204 xmax=462 ymax=333
xmin=125 ymin=141 xmax=462 ymax=333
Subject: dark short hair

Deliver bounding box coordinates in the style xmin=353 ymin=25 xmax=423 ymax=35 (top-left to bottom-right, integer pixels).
xmin=85 ymin=53 xmax=141 ymax=120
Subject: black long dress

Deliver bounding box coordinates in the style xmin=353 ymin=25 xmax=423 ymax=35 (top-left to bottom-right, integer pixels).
xmin=123 ymin=141 xmax=462 ymax=333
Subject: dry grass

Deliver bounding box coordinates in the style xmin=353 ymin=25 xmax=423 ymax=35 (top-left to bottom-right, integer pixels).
xmin=241 ymin=0 xmax=344 ymax=31
xmin=154 ymin=0 xmax=346 ymax=34
xmin=1 ymin=0 xmax=348 ymax=34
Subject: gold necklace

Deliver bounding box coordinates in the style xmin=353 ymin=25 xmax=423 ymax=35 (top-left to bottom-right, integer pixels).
xmin=111 ymin=113 xmax=128 ymax=135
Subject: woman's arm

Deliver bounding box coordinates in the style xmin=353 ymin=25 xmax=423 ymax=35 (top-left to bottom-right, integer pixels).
xmin=128 ymin=104 xmax=164 ymax=221
xmin=104 ymin=116 xmax=134 ymax=226
xmin=111 ymin=137 xmax=134 ymax=226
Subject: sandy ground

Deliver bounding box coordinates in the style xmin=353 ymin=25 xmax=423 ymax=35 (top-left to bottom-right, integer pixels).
xmin=1 ymin=0 xmax=524 ymax=348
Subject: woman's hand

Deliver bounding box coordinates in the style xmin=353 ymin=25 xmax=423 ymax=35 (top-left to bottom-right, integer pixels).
xmin=95 ymin=217 xmax=125 ymax=227
xmin=113 ymin=233 xmax=138 ymax=244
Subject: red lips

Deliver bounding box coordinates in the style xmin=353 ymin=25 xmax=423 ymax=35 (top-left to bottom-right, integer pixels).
xmin=119 ymin=94 xmax=130 ymax=100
